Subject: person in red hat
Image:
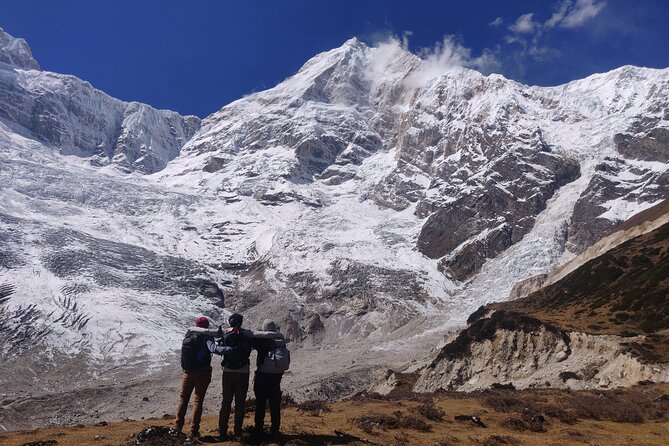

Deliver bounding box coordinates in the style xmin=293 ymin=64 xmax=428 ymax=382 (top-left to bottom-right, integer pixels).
xmin=175 ymin=316 xmax=235 ymax=438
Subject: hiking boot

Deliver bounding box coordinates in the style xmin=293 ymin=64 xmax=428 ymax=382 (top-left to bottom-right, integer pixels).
xmin=189 ymin=430 xmax=200 ymax=439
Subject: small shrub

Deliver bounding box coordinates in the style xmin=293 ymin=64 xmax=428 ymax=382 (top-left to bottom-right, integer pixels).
xmin=353 ymin=414 xmax=400 ymax=433
xmin=297 ymin=400 xmax=331 ymax=415
xmin=491 ymin=383 xmax=516 ymax=390
xmin=640 ymin=318 xmax=663 ymax=333
xmin=615 ymin=311 xmax=630 ymax=321
xmin=543 ymin=405 xmax=577 ymax=424
xmin=482 ymin=435 xmax=521 ymax=446
xmin=570 ymin=394 xmax=644 ymax=423
xmin=482 ymin=394 xmax=524 ymax=413
xmin=504 ymin=418 xmax=527 ymax=431
xmin=559 ymin=371 xmax=580 ymax=382
xmin=401 ymin=414 xmax=432 ymax=432
xmin=416 ymin=402 xmax=445 ymax=421
xmin=394 ymin=433 xmax=409 ymax=446
xmin=528 ymin=419 xmax=547 ymax=433
xmin=352 ymin=412 xmax=432 ymax=433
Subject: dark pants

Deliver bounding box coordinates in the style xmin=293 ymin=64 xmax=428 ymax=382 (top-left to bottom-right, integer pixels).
xmin=253 ymin=372 xmax=283 ymax=434
xmin=219 ymin=372 xmax=249 ymax=436
xmin=175 ymin=370 xmax=212 ymax=435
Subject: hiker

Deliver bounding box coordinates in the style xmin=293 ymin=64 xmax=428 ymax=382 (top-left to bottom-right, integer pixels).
xmin=175 ymin=316 xmax=238 ymax=438
xmin=217 ymin=312 xmax=283 ymax=441
xmin=251 ymin=319 xmax=289 ymax=437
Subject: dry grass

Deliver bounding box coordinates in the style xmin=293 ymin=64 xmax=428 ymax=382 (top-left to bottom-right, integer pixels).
xmin=2 ymin=384 xmax=669 ymax=446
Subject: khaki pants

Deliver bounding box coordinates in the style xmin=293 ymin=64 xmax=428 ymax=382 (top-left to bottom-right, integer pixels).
xmin=218 ymin=371 xmax=249 ymax=436
xmin=175 ymin=370 xmax=212 ymax=435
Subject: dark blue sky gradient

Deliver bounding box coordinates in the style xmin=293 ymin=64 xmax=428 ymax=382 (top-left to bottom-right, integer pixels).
xmin=1 ymin=0 xmax=668 ymax=117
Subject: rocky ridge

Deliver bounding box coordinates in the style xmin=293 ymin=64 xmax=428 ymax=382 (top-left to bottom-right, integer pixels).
xmin=0 ymin=28 xmax=201 ymax=174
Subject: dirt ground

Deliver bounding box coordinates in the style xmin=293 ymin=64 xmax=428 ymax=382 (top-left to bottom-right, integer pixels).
xmin=0 ymin=337 xmax=433 ymax=432
xmin=2 ymin=384 xmax=669 ymax=446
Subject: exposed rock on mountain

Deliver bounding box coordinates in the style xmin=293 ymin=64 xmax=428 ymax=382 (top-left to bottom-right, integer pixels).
xmin=412 ymin=205 xmax=669 ymax=392
xmin=0 ymin=27 xmax=38 ymax=70
xmin=511 ymin=198 xmax=669 ymax=300
xmin=414 ymin=310 xmax=667 ymax=392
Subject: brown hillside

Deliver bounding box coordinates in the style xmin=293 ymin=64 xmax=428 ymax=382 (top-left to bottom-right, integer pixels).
xmin=493 ymin=220 xmax=669 ymax=361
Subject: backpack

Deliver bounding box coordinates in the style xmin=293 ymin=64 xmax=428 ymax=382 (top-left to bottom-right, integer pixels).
xmin=261 ymin=337 xmax=290 ymax=373
xmin=181 ymin=332 xmax=209 ymax=372
xmin=219 ymin=328 xmax=251 ymax=369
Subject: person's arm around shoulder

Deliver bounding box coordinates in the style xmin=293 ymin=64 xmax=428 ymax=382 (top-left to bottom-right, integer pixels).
xmin=249 ymin=330 xmax=284 ymax=340
xmin=206 ymin=337 xmax=237 ymax=356
xmin=187 ymin=325 xmax=223 ymax=338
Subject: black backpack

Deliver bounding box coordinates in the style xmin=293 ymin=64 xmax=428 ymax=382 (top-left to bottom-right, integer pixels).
xmin=181 ymin=332 xmax=209 ymax=372
xmin=219 ymin=328 xmax=251 ymax=369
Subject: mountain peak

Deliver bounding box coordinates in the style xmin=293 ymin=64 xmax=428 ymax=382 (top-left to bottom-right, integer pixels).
xmin=342 ymin=36 xmax=363 ymax=47
xmin=0 ymin=27 xmax=40 ymax=70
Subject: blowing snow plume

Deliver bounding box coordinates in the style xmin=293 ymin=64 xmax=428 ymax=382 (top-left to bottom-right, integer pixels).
xmin=363 ymin=34 xmax=500 ymax=92
xmin=403 ymin=35 xmax=500 ymax=89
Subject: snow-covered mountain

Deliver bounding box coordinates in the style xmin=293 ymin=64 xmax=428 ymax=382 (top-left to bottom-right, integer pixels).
xmin=0 ymin=27 xmax=668 ymax=389
xmin=0 ymin=28 xmax=200 ymax=174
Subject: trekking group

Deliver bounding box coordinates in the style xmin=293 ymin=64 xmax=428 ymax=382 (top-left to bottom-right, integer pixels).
xmin=175 ymin=312 xmax=290 ymax=441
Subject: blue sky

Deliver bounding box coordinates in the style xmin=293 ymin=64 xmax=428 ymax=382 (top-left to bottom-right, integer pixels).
xmin=2 ymin=0 xmax=668 ymax=117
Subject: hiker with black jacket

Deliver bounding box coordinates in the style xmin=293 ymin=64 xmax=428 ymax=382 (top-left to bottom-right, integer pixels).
xmin=175 ymin=316 xmax=238 ymax=438
xmin=251 ymin=319 xmax=288 ymax=437
xmin=216 ymin=313 xmax=283 ymax=441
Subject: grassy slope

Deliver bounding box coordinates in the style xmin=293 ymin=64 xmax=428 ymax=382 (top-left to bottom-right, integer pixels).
xmin=492 ymin=220 xmax=669 ymax=362
xmin=2 ymin=384 xmax=669 ymax=446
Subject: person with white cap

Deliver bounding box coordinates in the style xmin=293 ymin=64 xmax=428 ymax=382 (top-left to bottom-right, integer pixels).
xmin=216 ymin=313 xmax=284 ymax=441
xmin=251 ymin=319 xmax=288 ymax=437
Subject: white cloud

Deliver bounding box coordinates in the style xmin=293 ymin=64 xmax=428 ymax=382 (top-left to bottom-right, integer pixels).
xmin=503 ymin=1 xmax=606 ymax=62
xmin=545 ymin=1 xmax=572 ymax=28
xmin=404 ymin=36 xmax=500 ymax=89
xmin=546 ymin=0 xmax=607 ymax=29
xmin=509 ymin=13 xmax=539 ymax=34
xmin=561 ymin=0 xmax=607 ymax=28
xmin=489 ymin=17 xmax=504 ymax=27
xmin=365 ymin=35 xmax=408 ymax=83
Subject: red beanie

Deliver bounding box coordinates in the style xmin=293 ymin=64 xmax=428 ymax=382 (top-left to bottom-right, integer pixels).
xmin=195 ymin=316 xmax=209 ymax=328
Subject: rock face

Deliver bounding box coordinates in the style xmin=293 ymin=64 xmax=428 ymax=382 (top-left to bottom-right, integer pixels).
xmin=0 ymin=27 xmax=39 ymax=70
xmin=615 ymin=128 xmax=669 ymax=163
xmin=413 ymin=310 xmax=669 ymax=392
